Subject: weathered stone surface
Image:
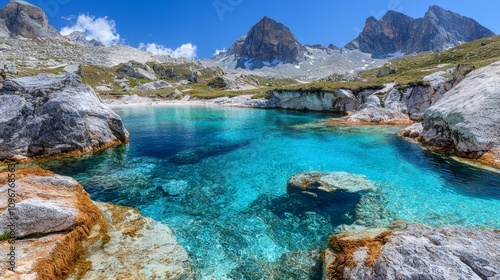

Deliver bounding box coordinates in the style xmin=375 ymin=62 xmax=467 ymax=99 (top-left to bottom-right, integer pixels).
xmin=421 ymin=61 xmax=500 ymax=161
xmin=185 ymin=71 xmax=200 ymax=83
xmin=0 ymin=168 xmax=97 ymax=238
xmin=323 ymin=225 xmax=500 ymax=280
xmin=136 ymin=80 xmax=172 ymax=90
xmin=345 ymin=6 xmax=494 ymax=57
xmin=117 ymin=61 xmax=157 ymax=80
xmin=68 ymin=202 xmax=192 ymax=280
xmin=0 ymin=168 xmax=103 ymax=280
xmin=400 ymin=122 xmax=424 ymax=138
xmin=0 ymin=169 xmax=191 ymax=280
xmin=0 ymin=0 xmax=62 ymax=39
xmin=382 ymin=65 xmax=474 ymax=121
xmin=346 ymin=107 xmax=412 ymax=124
xmin=261 ymin=90 xmax=365 ymax=112
xmin=0 ymin=73 xmax=129 ymax=160
xmin=0 ymin=60 xmax=16 ymax=75
xmin=287 ymin=171 xmax=376 ymax=200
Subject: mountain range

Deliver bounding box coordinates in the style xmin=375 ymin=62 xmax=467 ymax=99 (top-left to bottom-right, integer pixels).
xmin=0 ymin=0 xmax=496 ymax=77
xmin=345 ymin=5 xmax=495 ymax=58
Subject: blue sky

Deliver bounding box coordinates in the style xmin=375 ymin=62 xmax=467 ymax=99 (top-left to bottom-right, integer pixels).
xmin=4 ymin=0 xmax=500 ymax=58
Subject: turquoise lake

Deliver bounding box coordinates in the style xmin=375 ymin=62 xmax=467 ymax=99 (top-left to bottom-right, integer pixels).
xmin=37 ymin=105 xmax=500 ymax=279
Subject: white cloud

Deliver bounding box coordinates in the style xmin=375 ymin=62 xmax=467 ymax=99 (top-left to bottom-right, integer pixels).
xmin=214 ymin=48 xmax=227 ymax=56
xmin=139 ymin=43 xmax=197 ymax=59
xmin=60 ymin=14 xmax=120 ymax=47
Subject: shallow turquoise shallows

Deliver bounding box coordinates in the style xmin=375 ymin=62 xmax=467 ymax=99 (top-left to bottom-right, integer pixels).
xmin=38 ymin=106 xmax=500 ymax=279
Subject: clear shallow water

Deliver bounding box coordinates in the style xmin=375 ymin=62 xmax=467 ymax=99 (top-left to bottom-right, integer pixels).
xmin=36 ymin=106 xmax=500 ymax=279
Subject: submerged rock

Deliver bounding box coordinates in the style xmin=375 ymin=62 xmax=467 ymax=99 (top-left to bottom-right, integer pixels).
xmin=0 ymin=73 xmax=129 ymax=160
xmin=287 ymin=171 xmax=376 ymax=200
xmin=323 ymin=224 xmax=500 ymax=280
xmin=0 ymin=169 xmax=191 ymax=279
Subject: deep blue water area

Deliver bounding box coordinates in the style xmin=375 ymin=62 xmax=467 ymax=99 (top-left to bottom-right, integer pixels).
xmin=36 ymin=105 xmax=500 ymax=279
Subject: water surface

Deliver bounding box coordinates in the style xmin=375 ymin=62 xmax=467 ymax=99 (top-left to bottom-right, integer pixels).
xmin=37 ymin=106 xmax=500 ymax=279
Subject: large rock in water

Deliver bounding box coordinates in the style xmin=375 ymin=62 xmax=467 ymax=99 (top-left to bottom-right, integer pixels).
xmin=323 ymin=224 xmax=500 ymax=280
xmin=0 ymin=169 xmax=191 ymax=279
xmin=0 ymin=0 xmax=62 ymax=39
xmin=420 ymin=61 xmax=500 ymax=166
xmin=0 ymin=73 xmax=129 ymax=160
xmin=345 ymin=6 xmax=494 ymax=57
xmin=287 ymin=171 xmax=376 ymax=200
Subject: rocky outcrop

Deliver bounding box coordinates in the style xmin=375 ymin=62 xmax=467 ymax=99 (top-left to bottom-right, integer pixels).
xmin=136 ymin=80 xmax=172 ymax=90
xmin=254 ymin=88 xmax=382 ymax=112
xmin=0 ymin=0 xmax=62 ymax=39
xmin=0 ymin=168 xmax=104 ymax=279
xmin=0 ymin=60 xmax=16 ymax=76
xmin=418 ymin=61 xmax=500 ymax=167
xmin=247 ymin=64 xmax=473 ymax=124
xmin=66 ymin=31 xmax=104 ymax=47
xmin=117 ymin=61 xmax=157 ymax=80
xmin=0 ymin=73 xmax=129 ymax=161
xmin=223 ymin=16 xmax=306 ymax=69
xmin=346 ymin=107 xmax=411 ymax=124
xmin=345 ymin=6 xmax=494 ymax=57
xmin=68 ymin=202 xmax=191 ymax=279
xmin=287 ymin=171 xmax=376 ymax=200
xmin=0 ymin=168 xmax=191 ymax=279
xmin=323 ymin=224 xmax=500 ymax=280
xmin=383 ymin=64 xmax=474 ymax=120
xmin=400 ymin=122 xmax=423 ymax=138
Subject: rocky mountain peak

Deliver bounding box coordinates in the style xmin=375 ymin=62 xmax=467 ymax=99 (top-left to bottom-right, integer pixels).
xmin=66 ymin=31 xmax=104 ymax=47
xmin=345 ymin=5 xmax=495 ymax=57
xmin=222 ymin=16 xmax=306 ymax=69
xmin=0 ymin=0 xmax=61 ymax=39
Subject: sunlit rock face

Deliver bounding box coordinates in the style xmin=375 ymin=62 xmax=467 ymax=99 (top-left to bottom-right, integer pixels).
xmin=0 ymin=73 xmax=129 ymax=160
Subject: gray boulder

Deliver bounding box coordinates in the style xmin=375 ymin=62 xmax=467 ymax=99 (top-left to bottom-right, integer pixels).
xmin=185 ymin=71 xmax=201 ymax=83
xmin=0 ymin=171 xmax=81 ymax=237
xmin=136 ymin=80 xmax=172 ymax=90
xmin=400 ymin=122 xmax=424 ymax=138
xmin=117 ymin=61 xmax=157 ymax=81
xmin=421 ymin=61 xmax=500 ymax=156
xmin=323 ymin=224 xmax=500 ymax=280
xmin=0 ymin=60 xmax=16 ymax=75
xmin=347 ymin=107 xmax=411 ymax=124
xmin=0 ymin=73 xmax=129 ymax=160
xmin=0 ymin=0 xmax=62 ymax=39
xmin=170 ymin=89 xmax=183 ymax=99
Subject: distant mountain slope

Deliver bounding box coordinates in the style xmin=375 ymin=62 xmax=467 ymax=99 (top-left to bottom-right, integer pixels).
xmin=345 ymin=5 xmax=495 ymax=57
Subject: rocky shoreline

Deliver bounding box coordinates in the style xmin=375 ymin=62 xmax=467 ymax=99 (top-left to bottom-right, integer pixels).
xmin=0 ymin=169 xmax=191 ymax=279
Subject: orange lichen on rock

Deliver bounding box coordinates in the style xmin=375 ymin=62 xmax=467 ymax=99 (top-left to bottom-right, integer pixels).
xmin=326 ymin=230 xmax=392 ymax=280
xmin=0 ymin=168 xmax=104 ymax=280
xmin=478 ymin=148 xmax=500 ymax=169
xmin=326 ymin=118 xmax=413 ymax=126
